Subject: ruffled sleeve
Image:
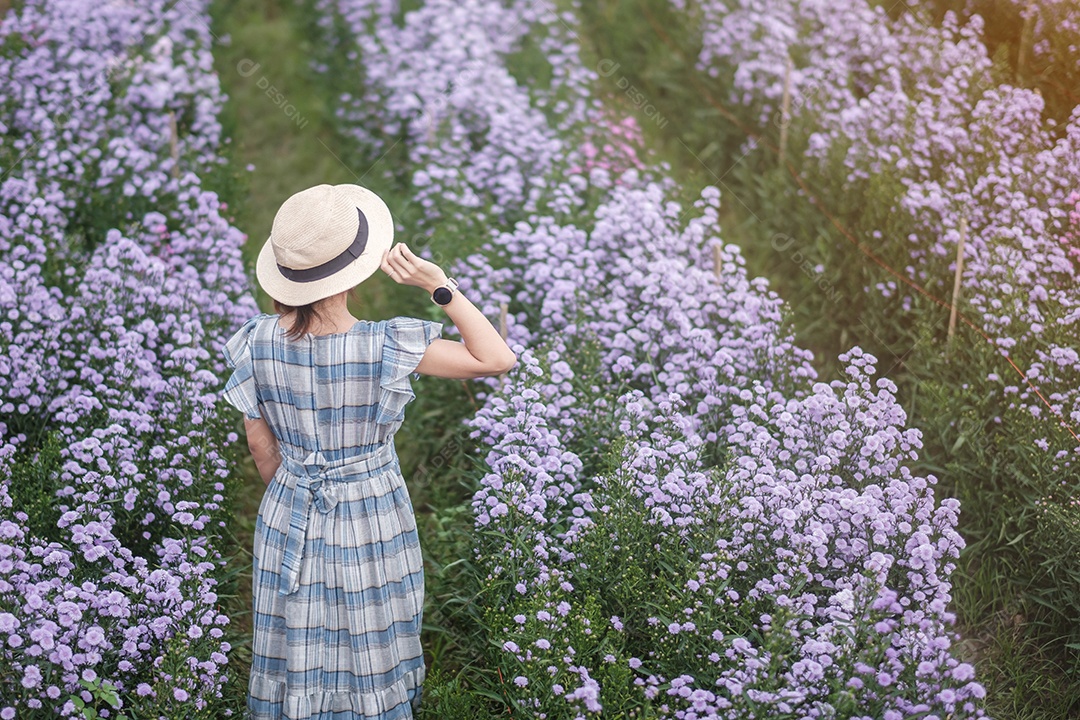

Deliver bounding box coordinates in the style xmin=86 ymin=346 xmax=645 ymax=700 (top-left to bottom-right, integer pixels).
xmin=220 ymin=314 xmax=265 ymax=420
xmin=377 ymin=316 xmax=443 ymax=427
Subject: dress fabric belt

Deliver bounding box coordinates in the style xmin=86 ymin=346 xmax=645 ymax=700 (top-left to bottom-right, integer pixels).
xmin=276 ymin=440 xmax=399 ymax=596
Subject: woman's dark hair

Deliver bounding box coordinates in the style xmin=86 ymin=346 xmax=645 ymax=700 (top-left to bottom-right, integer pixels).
xmin=274 ymin=287 xmax=361 ymax=341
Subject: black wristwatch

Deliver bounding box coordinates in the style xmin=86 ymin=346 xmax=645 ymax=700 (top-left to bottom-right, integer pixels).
xmin=431 ymin=277 xmax=459 ymax=306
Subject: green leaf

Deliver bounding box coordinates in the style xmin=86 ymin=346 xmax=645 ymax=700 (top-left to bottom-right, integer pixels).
xmin=101 ymin=687 xmax=121 ymax=707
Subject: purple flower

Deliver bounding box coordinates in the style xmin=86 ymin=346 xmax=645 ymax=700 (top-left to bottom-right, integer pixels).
xmin=20 ymin=665 xmax=42 ymax=689
xmin=952 ymin=663 xmax=976 ymax=682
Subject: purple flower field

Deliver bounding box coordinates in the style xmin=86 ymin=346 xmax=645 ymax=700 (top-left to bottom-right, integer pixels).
xmin=0 ymin=0 xmax=254 ymax=715
xmin=304 ymin=0 xmax=1017 ymax=716
xmin=3 ymin=0 xmax=1077 ymax=715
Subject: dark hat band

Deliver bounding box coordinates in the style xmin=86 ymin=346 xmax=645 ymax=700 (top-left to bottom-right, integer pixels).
xmin=277 ymin=207 xmax=369 ymax=283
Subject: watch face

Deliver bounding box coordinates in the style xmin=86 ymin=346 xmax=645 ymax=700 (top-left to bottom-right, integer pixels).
xmin=433 ymin=286 xmax=453 ymax=305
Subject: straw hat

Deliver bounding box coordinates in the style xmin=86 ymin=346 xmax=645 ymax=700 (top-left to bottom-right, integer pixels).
xmin=256 ymin=183 xmax=394 ymax=306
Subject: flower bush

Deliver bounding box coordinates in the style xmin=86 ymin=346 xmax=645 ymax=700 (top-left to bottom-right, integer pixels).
xmin=308 ymin=0 xmax=988 ymax=715
xmin=0 ymin=0 xmax=255 ymax=715
xmin=682 ymin=0 xmax=1080 ymax=454
xmin=660 ymin=0 xmax=1080 ymax=687
xmin=457 ymin=183 xmax=985 ymax=715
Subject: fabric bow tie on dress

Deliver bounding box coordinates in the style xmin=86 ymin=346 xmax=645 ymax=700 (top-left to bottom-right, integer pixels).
xmin=276 ymin=442 xmax=397 ymax=596
xmin=301 ymin=465 xmax=340 ymax=515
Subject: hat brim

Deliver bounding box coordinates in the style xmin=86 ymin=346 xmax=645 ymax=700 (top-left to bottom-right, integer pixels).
xmin=256 ymin=185 xmax=394 ymax=306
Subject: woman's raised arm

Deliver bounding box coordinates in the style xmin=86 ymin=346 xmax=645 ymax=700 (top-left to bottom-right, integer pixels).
xmin=381 ymin=243 xmax=517 ymax=380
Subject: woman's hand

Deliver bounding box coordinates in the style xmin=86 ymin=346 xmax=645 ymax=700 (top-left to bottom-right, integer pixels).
xmin=381 ymin=243 xmax=449 ymax=293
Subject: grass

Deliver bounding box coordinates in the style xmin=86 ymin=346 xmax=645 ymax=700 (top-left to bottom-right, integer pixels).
xmin=952 ymin=545 xmax=1080 ymax=720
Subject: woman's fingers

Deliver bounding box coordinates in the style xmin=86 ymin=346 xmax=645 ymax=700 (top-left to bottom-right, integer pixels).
xmin=382 ymin=243 xmax=441 ymax=289
xmin=386 ymin=255 xmax=408 ymax=278
xmin=394 ymin=244 xmax=418 ymax=271
xmin=380 ymin=249 xmax=397 ymax=278
xmin=397 ymin=243 xmax=438 ymax=276
xmin=398 ymin=244 xmax=422 ymax=270
xmin=384 ymin=246 xmax=418 ymax=284
xmin=381 ymin=251 xmax=407 ymax=282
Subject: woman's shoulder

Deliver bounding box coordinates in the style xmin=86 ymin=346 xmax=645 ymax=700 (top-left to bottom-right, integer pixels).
xmin=231 ymin=312 xmax=279 ymax=346
xmin=246 ymin=312 xmax=278 ymax=336
xmin=223 ymin=313 xmax=274 ymax=367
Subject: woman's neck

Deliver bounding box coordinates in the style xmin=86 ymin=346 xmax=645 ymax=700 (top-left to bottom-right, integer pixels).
xmin=278 ymin=293 xmax=358 ymax=335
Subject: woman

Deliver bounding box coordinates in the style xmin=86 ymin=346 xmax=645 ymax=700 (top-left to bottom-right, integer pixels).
xmin=220 ymin=183 xmax=516 ymax=719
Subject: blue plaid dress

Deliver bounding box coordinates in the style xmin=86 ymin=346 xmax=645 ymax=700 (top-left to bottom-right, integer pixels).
xmin=220 ymin=312 xmax=443 ymax=720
